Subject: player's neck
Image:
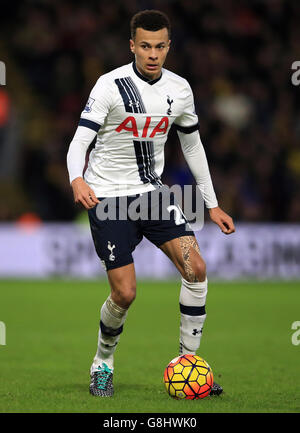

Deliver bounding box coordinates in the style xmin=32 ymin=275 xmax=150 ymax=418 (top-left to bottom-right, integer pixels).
xmin=132 ymin=61 xmax=162 ymax=85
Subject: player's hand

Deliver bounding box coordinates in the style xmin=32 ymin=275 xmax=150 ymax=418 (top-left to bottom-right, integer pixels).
xmin=71 ymin=177 xmax=100 ymax=209
xmin=208 ymin=206 xmax=235 ymax=235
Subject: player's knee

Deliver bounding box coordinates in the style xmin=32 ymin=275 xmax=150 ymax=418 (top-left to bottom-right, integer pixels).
xmin=113 ymin=286 xmax=136 ymax=309
xmin=195 ymin=258 xmax=206 ymax=281
xmin=184 ymin=258 xmax=206 ymax=283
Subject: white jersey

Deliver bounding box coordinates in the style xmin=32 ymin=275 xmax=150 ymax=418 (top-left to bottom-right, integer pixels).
xmin=67 ymin=61 xmax=218 ymax=208
xmin=79 ymin=62 xmax=198 ymax=197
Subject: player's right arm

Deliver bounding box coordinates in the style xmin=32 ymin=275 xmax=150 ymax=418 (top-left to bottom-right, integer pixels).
xmin=67 ymin=125 xmax=100 ymax=209
xmin=66 ymin=75 xmax=111 ymax=209
xmin=71 ymin=178 xmax=99 ymax=209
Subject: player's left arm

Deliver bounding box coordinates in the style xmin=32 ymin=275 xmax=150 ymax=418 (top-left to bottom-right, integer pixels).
xmin=208 ymin=206 xmax=235 ymax=235
xmin=177 ymin=128 xmax=235 ymax=235
xmin=174 ymin=82 xmax=235 ymax=235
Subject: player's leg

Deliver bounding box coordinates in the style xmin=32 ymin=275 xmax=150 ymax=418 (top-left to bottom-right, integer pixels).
xmin=159 ymin=235 xmax=208 ymax=356
xmin=89 ymin=263 xmax=136 ymax=397
xmin=143 ymin=187 xmax=222 ymax=395
xmin=141 ymin=188 xmax=207 ymax=355
xmin=87 ymin=196 xmax=142 ymax=397
xmin=160 ymin=234 xmax=206 ymax=282
xmin=92 ymin=263 xmax=136 ymax=371
xmin=160 ymin=235 xmax=223 ymax=396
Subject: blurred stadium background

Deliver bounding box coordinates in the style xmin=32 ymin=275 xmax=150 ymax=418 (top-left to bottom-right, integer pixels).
xmin=0 ymin=0 xmax=299 ymax=279
xmin=0 ymin=0 xmax=300 ymax=414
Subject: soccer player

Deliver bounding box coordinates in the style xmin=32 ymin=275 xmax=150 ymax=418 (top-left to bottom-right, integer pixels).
xmin=67 ymin=10 xmax=235 ymax=397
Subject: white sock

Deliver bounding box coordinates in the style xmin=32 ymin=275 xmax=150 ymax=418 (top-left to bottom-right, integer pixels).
xmin=91 ymin=296 xmax=128 ymax=372
xmin=179 ymin=277 xmax=207 ymax=355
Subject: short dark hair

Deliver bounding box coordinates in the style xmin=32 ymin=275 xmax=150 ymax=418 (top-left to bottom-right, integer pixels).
xmin=130 ymin=10 xmax=171 ymax=39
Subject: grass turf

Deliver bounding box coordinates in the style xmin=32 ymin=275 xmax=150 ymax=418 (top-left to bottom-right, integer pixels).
xmin=0 ymin=279 xmax=299 ymax=413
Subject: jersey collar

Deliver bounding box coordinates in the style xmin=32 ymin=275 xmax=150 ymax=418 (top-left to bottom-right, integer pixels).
xmin=132 ymin=61 xmax=162 ymax=85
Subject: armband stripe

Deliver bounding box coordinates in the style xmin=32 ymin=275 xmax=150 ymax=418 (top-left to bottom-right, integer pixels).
xmin=174 ymin=123 xmax=199 ymax=134
xmin=79 ymin=118 xmax=101 ymax=132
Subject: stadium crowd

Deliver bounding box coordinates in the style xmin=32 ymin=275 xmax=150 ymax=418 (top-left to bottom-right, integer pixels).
xmin=0 ymin=0 xmax=299 ymax=222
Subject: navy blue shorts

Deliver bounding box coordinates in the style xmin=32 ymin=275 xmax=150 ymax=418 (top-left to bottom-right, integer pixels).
xmin=88 ymin=187 xmax=195 ymax=271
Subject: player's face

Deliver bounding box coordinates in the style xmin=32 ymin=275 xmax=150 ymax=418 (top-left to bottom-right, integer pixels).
xmin=130 ymin=27 xmax=170 ymax=80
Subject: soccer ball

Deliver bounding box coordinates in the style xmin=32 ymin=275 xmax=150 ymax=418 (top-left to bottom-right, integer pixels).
xmin=163 ymin=354 xmax=213 ymax=399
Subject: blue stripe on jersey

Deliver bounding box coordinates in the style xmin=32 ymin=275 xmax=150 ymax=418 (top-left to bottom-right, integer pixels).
xmin=133 ymin=140 xmax=162 ymax=185
xmin=126 ymin=77 xmax=146 ymax=112
xmin=79 ymin=118 xmax=101 ymax=132
xmin=144 ymin=141 xmax=162 ymax=185
xmin=115 ymin=77 xmax=146 ymax=113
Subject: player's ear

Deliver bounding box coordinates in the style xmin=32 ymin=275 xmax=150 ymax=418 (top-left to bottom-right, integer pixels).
xmin=129 ymin=39 xmax=135 ymax=54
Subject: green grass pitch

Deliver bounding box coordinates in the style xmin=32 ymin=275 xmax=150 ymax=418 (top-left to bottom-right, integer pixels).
xmin=0 ymin=279 xmax=299 ymax=413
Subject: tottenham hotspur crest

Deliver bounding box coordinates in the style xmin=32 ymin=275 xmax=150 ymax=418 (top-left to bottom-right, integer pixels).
xmin=107 ymin=241 xmax=116 ymax=261
xmin=166 ymin=95 xmax=174 ymax=115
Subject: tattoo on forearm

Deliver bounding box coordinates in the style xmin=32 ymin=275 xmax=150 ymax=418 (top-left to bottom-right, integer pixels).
xmin=179 ymin=236 xmax=201 ymax=282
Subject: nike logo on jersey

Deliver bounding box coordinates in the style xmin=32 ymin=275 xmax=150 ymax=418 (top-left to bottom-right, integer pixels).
xmin=115 ymin=116 xmax=169 ymax=138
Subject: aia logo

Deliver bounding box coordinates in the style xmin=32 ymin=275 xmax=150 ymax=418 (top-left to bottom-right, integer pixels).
xmin=115 ymin=116 xmax=169 ymax=138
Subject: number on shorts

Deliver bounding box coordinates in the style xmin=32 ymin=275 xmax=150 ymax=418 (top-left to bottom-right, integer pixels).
xmin=167 ymin=205 xmax=185 ymax=226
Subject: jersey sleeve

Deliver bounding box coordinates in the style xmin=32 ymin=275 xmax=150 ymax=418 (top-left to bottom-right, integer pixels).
xmin=177 ymin=129 xmax=218 ymax=208
xmin=66 ymin=75 xmax=112 ymax=183
xmin=174 ymin=81 xmax=199 ymax=134
xmin=79 ymin=75 xmax=112 ymax=132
